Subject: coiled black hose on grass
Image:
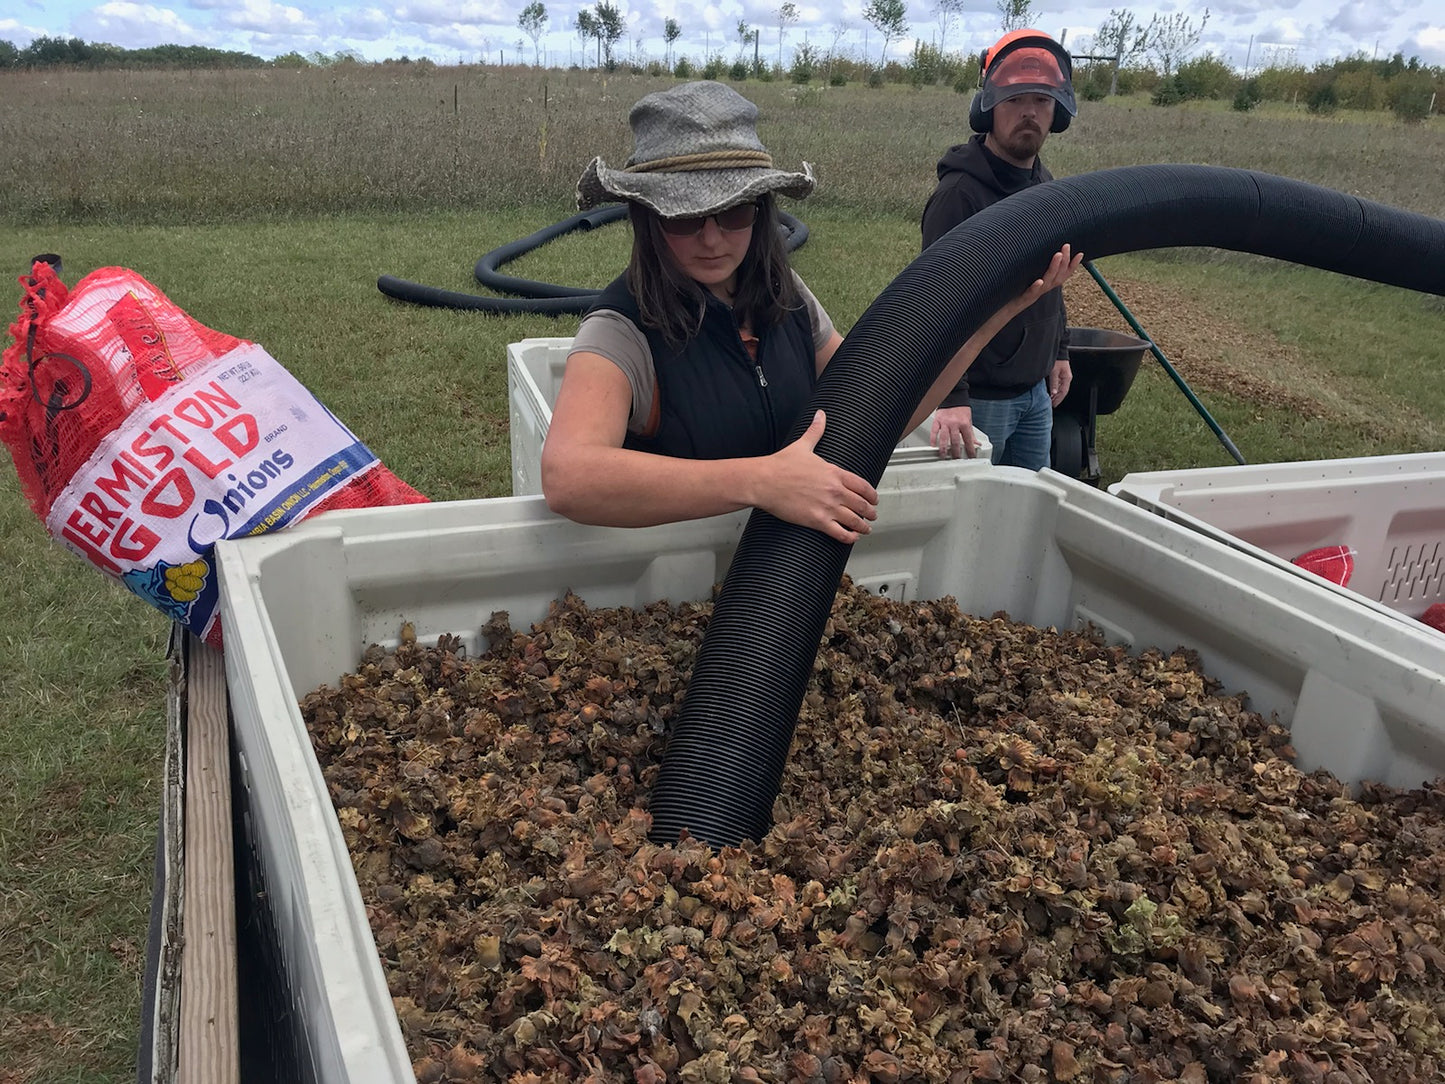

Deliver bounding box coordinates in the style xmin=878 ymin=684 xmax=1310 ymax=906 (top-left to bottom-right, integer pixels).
xmin=647 ymin=163 xmax=1445 ymax=849
xmin=377 ymin=207 xmax=809 ymax=314
xmin=474 ymin=206 xmax=628 ymax=299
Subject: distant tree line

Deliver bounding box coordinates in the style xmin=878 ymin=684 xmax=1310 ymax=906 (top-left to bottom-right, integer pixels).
xmin=0 ymin=35 xmax=266 ymax=69
xmin=0 ymin=36 xmax=439 ymax=71
xmin=1074 ymin=49 xmax=1442 ymax=124
xmin=530 ymin=0 xmax=1441 ymax=121
xmin=3 ymin=17 xmax=1440 ymax=124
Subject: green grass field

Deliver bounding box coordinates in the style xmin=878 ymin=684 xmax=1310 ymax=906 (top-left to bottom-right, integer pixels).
xmin=1 ymin=65 xmax=1442 ymax=1082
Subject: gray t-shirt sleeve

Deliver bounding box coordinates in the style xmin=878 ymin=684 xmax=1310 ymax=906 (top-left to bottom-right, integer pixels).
xmin=793 ymin=271 xmax=835 ymax=352
xmin=569 ymin=309 xmax=656 ymax=434
xmin=568 ymin=277 xmax=835 ymax=436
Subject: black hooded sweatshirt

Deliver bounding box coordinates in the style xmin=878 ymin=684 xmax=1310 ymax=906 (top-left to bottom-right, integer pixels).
xmin=920 ymin=134 xmax=1069 ymax=408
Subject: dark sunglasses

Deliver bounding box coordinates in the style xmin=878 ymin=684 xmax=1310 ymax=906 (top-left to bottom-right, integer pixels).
xmin=658 ymin=202 xmax=760 ymax=237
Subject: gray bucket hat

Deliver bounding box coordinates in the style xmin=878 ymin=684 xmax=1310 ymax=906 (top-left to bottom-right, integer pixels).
xmin=576 ymin=81 xmax=815 ymax=218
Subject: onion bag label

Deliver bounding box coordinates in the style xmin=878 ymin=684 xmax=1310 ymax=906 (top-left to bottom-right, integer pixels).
xmin=44 ymin=342 xmax=382 ymax=642
xmin=5 ymin=262 xmax=427 ymax=650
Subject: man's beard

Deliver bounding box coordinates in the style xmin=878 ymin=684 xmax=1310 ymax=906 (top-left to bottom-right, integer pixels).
xmin=995 ymin=124 xmax=1045 ymax=161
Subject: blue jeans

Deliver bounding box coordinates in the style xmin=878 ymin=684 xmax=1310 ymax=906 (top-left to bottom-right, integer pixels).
xmin=968 ymin=380 xmax=1052 ymax=470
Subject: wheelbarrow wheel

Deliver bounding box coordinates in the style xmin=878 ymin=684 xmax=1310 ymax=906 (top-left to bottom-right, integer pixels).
xmin=1050 ymin=412 xmax=1086 ymax=480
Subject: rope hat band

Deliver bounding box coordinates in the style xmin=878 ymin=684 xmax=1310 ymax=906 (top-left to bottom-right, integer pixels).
xmin=624 ymin=150 xmax=776 ymax=174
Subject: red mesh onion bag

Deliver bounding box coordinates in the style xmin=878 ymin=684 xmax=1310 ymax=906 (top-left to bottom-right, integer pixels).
xmin=1 ymin=260 xmax=427 ymax=648
xmin=1289 ymin=545 xmax=1355 ymax=587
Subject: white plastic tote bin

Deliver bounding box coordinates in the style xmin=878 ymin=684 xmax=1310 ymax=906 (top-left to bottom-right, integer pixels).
xmin=1110 ymin=452 xmax=1445 ymax=625
xmin=506 ymin=336 xmax=991 ymax=496
xmin=214 ymin=465 xmax=1445 ymax=1084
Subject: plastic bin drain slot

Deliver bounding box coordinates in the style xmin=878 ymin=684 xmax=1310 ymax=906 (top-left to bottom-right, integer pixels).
xmin=1383 ymin=541 xmax=1445 ymax=605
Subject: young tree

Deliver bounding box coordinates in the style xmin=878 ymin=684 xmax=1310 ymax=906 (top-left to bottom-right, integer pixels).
xmin=824 ymin=22 xmax=851 ymax=82
xmin=575 ymin=8 xmax=598 ymax=66
xmin=1093 ymin=8 xmax=1147 ymax=96
xmin=1146 ymin=8 xmax=1210 ymax=79
xmin=777 ymin=2 xmax=799 ymax=68
xmin=863 ymin=0 xmax=908 ymax=68
xmin=664 ymin=17 xmax=681 ymax=67
xmin=594 ymin=1 xmax=626 ymax=68
xmin=518 ymin=1 xmax=547 ymax=67
xmin=933 ymin=0 xmax=965 ymax=56
xmin=736 ymin=19 xmax=759 ymax=64
xmin=996 ymin=0 xmax=1035 ymax=33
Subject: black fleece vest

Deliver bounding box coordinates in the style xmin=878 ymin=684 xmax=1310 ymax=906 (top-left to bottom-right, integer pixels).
xmin=592 ymin=275 xmax=816 ymax=460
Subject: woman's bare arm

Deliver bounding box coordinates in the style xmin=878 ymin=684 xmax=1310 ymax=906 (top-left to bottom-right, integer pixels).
xmin=541 ymin=352 xmax=878 ymax=542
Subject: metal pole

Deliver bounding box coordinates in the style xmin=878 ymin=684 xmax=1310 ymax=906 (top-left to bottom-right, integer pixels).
xmin=1084 ymin=261 xmax=1247 ymax=465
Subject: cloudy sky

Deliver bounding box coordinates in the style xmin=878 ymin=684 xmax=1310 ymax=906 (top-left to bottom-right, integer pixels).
xmin=4 ymin=0 xmax=1443 ymax=71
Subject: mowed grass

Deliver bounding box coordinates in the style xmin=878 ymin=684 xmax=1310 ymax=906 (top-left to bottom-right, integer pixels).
xmin=0 ymin=483 xmax=169 ymax=1084
xmin=1 ymin=65 xmax=1443 ymax=1083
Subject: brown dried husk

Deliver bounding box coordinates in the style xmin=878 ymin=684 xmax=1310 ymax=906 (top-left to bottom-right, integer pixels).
xmin=301 ymin=579 xmax=1445 ymax=1084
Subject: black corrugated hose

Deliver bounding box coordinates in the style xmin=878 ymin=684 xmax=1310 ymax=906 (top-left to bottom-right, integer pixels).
xmin=648 ymin=164 xmax=1445 ymax=849
xmin=376 ymin=206 xmax=808 ymax=314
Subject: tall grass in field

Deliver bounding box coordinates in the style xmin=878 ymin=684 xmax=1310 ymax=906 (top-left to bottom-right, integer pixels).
xmin=0 ymin=62 xmax=1443 ymax=1084
xmin=3 ymin=66 xmax=1443 ymax=225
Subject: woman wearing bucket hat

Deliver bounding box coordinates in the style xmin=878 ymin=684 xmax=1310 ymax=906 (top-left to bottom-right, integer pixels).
xmin=543 ymin=80 xmax=1079 ymax=542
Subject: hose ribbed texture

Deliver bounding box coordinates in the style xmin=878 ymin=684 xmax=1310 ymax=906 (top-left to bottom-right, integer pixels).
xmin=377 ymin=208 xmax=808 ymax=314
xmin=647 ymin=164 xmax=1445 ymax=848
xmin=474 ymin=206 xmax=628 ymax=299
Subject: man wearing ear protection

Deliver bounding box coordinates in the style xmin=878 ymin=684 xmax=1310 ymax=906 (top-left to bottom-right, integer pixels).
xmin=920 ymin=29 xmax=1079 ymax=469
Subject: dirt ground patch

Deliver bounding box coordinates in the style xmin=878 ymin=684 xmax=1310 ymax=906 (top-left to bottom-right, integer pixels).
xmin=1063 ymin=274 xmax=1439 ymax=444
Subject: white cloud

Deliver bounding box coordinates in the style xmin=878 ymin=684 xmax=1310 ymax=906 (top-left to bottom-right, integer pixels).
xmin=0 ymin=17 xmax=48 ymax=40
xmin=1250 ymin=17 xmax=1309 ymax=46
xmin=697 ymin=7 xmax=731 ymax=36
xmin=1326 ymin=2 xmax=1379 ymax=36
xmin=1328 ymin=0 xmax=1421 ymax=38
xmin=394 ymin=0 xmax=507 ymax=29
xmin=1207 ymin=0 xmax=1307 ymax=16
xmin=1405 ymin=24 xmax=1445 ymax=64
xmin=332 ymin=7 xmax=395 ymax=36
xmin=220 ymin=0 xmax=309 ymax=31
xmin=89 ymin=1 xmax=198 ymax=44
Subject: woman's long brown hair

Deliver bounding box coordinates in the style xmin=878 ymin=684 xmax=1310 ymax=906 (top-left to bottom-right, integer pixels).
xmin=626 ymin=193 xmax=802 ymax=350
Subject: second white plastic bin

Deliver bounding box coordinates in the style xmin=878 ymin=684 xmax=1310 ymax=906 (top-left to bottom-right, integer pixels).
xmin=1110 ymin=452 xmax=1445 ymax=626
xmin=506 ymin=336 xmax=992 ymax=496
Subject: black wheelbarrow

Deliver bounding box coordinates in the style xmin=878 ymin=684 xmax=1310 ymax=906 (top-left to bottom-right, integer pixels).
xmin=1050 ymin=326 xmax=1151 ymax=486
